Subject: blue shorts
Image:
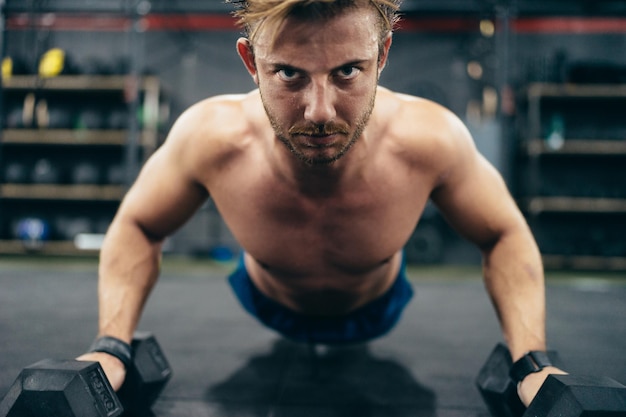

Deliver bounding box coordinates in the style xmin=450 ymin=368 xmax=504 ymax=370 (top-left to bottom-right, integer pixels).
xmin=227 ymin=254 xmax=413 ymax=345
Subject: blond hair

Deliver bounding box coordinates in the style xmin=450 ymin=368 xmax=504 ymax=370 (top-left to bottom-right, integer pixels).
xmin=227 ymin=0 xmax=402 ymax=47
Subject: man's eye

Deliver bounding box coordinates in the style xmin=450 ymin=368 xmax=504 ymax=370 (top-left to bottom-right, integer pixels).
xmin=277 ymin=68 xmax=300 ymax=81
xmin=338 ymin=66 xmax=360 ymax=79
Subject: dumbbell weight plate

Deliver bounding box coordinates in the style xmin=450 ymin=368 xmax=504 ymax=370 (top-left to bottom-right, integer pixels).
xmin=75 ymin=109 xmax=106 ymax=130
xmin=31 ymin=158 xmax=61 ymax=184
xmin=0 ymin=359 xmax=123 ymax=417
xmin=117 ymin=332 xmax=173 ymax=414
xmin=5 ymin=106 xmax=25 ymax=129
xmin=72 ymin=162 xmax=101 ymax=184
xmin=476 ymin=343 xmax=526 ymax=417
xmin=525 ymin=374 xmax=626 ymax=417
xmin=107 ymin=109 xmax=129 ymax=130
xmin=476 ymin=343 xmax=563 ymax=417
xmin=0 ymin=332 xmax=171 ymax=417
xmin=107 ymin=164 xmax=126 ymax=185
xmin=47 ymin=104 xmax=75 ymax=129
xmin=4 ymin=162 xmax=29 ymax=183
xmin=477 ymin=344 xmax=626 ymax=417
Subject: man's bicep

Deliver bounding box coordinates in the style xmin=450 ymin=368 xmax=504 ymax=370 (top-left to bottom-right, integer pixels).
xmin=115 ymin=145 xmax=209 ymax=241
xmin=430 ymin=152 xmax=525 ymax=250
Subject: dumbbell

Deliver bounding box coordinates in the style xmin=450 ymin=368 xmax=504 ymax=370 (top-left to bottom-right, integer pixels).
xmin=108 ymin=108 xmax=130 ymax=130
xmin=475 ymin=343 xmax=626 ymax=417
xmin=3 ymin=162 xmax=29 ymax=184
xmin=54 ymin=216 xmax=94 ymax=241
xmin=2 ymin=55 xmax=29 ymax=77
xmin=76 ymin=109 xmax=107 ymax=130
xmin=46 ymin=102 xmax=76 ymax=129
xmin=31 ymin=158 xmax=62 ymax=184
xmin=0 ymin=332 xmax=172 ymax=417
xmin=72 ymin=162 xmax=101 ymax=184
xmin=38 ymin=48 xmax=79 ymax=78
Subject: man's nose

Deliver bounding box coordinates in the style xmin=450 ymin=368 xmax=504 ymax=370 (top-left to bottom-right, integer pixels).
xmin=303 ymin=80 xmax=337 ymax=124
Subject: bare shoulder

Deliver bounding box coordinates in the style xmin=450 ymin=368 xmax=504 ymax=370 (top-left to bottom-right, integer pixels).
xmin=379 ymin=87 xmax=473 ymax=151
xmin=168 ymin=92 xmax=254 ymax=150
xmin=376 ymin=87 xmax=477 ymax=182
xmin=162 ymin=91 xmax=261 ymax=177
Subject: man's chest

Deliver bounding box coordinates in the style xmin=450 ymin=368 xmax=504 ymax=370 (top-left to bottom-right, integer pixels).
xmin=210 ymin=170 xmax=432 ymax=274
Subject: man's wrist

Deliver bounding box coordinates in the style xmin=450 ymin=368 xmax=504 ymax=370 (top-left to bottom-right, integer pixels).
xmin=509 ymin=350 xmax=553 ymax=384
xmin=88 ymin=336 xmax=134 ymax=369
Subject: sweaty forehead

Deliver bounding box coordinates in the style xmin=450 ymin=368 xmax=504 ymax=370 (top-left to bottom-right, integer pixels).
xmin=253 ymin=6 xmax=380 ymax=64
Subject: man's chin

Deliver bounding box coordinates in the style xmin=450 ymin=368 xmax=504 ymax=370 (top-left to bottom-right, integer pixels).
xmin=289 ymin=148 xmax=342 ymax=166
xmin=296 ymin=154 xmax=337 ymax=166
xmin=279 ymin=135 xmax=356 ymax=166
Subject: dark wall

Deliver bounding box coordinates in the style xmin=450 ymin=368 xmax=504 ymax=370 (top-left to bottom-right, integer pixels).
xmin=4 ymin=28 xmax=484 ymax=127
xmin=3 ymin=10 xmax=625 ymax=262
xmin=6 ymin=15 xmax=625 ymax=126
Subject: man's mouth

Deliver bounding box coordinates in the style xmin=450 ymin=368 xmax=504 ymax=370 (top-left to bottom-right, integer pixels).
xmin=289 ymin=123 xmax=349 ymax=137
xmin=298 ymin=133 xmax=339 ymax=147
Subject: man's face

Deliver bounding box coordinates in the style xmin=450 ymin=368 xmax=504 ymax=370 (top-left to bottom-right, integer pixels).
xmin=240 ymin=7 xmax=389 ymax=166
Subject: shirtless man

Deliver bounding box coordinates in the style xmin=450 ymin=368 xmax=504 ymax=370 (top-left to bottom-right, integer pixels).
xmin=78 ymin=0 xmax=565 ymax=407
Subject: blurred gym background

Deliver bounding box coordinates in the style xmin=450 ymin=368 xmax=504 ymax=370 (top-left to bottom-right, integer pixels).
xmin=1 ymin=0 xmax=625 ymax=271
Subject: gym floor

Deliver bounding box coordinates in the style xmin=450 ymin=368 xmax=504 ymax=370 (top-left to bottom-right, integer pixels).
xmin=1 ymin=257 xmax=625 ymax=417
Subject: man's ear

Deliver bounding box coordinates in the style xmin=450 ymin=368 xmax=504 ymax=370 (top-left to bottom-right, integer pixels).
xmin=378 ymin=33 xmax=393 ymax=76
xmin=237 ymin=37 xmax=259 ymax=85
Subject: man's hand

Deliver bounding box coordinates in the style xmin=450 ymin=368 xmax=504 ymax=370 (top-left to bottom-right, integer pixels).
xmin=76 ymin=352 xmax=127 ymax=391
xmin=517 ymin=366 xmax=568 ymax=407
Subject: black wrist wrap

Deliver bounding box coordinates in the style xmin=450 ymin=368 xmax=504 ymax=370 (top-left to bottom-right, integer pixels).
xmin=509 ymin=350 xmax=553 ymax=384
xmin=89 ymin=336 xmax=133 ymax=370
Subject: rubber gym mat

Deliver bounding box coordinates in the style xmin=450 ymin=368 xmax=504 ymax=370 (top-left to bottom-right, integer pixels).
xmin=1 ymin=260 xmax=625 ymax=416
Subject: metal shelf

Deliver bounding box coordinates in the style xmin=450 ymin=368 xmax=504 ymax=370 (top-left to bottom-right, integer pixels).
xmin=2 ymin=75 xmax=158 ymax=91
xmin=543 ymin=255 xmax=626 ymax=271
xmin=525 ymin=197 xmax=626 ymax=214
xmin=2 ymin=129 xmax=128 ymax=145
xmin=0 ymin=184 xmax=126 ymax=200
xmin=524 ymin=139 xmax=626 ymax=156
xmin=0 ymin=240 xmax=98 ymax=256
xmin=528 ymin=83 xmax=626 ymax=99
xmin=521 ymin=83 xmax=626 ymax=269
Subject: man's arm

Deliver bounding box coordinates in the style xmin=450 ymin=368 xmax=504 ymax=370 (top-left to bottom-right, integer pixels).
xmin=78 ymin=103 xmax=212 ymax=389
xmin=427 ymin=111 xmax=565 ymax=405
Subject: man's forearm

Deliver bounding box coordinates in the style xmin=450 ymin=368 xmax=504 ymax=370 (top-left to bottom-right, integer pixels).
xmin=482 ymin=227 xmax=547 ymax=361
xmin=96 ymin=218 xmax=163 ymax=344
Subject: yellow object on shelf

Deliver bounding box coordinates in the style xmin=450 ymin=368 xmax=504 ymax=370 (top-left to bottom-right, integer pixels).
xmin=39 ymin=48 xmax=66 ymax=78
